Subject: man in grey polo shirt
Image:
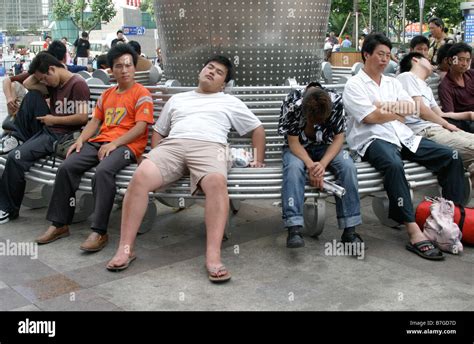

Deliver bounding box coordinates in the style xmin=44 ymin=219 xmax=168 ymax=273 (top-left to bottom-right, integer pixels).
xmin=343 ymin=33 xmax=466 ymax=261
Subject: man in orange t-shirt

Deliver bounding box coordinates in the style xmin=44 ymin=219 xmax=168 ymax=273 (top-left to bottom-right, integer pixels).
xmin=36 ymin=44 xmax=154 ymax=252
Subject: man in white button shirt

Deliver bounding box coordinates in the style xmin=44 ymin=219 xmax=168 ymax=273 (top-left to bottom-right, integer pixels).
xmin=343 ymin=33 xmax=466 ymax=261
xmin=106 ymin=56 xmax=266 ymax=282
xmin=397 ymin=52 xmax=474 ymax=177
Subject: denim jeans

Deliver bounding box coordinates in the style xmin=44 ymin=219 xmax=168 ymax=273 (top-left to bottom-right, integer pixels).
xmin=364 ymin=138 xmax=466 ymax=223
xmin=281 ymin=145 xmax=362 ymax=230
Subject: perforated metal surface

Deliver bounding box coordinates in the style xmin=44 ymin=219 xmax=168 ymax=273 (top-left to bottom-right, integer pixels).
xmin=154 ymin=0 xmax=331 ymax=86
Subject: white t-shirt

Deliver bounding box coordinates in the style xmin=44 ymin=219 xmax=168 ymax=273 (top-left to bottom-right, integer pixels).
xmin=343 ymin=69 xmax=421 ymax=156
xmin=396 ymin=72 xmax=441 ymax=134
xmin=153 ymin=91 xmax=262 ymax=144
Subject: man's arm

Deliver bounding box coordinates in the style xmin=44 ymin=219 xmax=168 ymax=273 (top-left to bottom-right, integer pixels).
xmin=66 ymin=117 xmax=101 ymax=157
xmin=250 ymin=125 xmax=266 ymax=167
xmin=151 ymin=130 xmax=164 ymax=148
xmin=413 ymin=97 xmax=460 ymax=131
xmin=319 ymin=133 xmax=344 ymax=168
xmin=439 ymin=110 xmax=474 ymax=121
xmin=37 ymin=99 xmax=89 ymax=127
xmin=3 ymin=77 xmax=19 ymax=115
xmin=23 ymin=75 xmax=48 ymax=95
xmin=363 ymin=104 xmax=407 ymax=124
xmin=97 ymin=121 xmax=149 ymax=160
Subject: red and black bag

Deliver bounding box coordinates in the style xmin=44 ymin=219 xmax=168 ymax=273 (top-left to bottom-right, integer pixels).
xmin=416 ymin=200 xmax=474 ymax=245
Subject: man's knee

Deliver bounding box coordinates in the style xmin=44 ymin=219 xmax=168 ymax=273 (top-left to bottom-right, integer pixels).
xmin=94 ymin=164 xmax=113 ymax=181
xmin=129 ymin=161 xmax=161 ymax=191
xmin=202 ymin=173 xmax=227 ymax=192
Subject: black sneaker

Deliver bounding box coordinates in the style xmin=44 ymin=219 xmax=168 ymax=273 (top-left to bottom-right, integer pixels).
xmin=286 ymin=226 xmax=305 ymax=248
xmin=341 ymin=232 xmax=364 ymax=244
xmin=0 ymin=209 xmax=18 ymax=225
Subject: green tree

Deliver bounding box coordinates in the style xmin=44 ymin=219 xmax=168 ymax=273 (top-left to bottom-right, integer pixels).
xmin=140 ymin=0 xmax=155 ymax=20
xmin=404 ymin=0 xmax=463 ymax=27
xmin=52 ymin=0 xmax=117 ymax=34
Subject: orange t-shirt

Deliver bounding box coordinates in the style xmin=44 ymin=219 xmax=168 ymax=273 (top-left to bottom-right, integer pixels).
xmin=89 ymin=83 xmax=154 ymax=158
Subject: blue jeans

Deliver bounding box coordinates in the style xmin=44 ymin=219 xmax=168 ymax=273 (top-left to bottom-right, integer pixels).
xmin=281 ymin=145 xmax=362 ymax=230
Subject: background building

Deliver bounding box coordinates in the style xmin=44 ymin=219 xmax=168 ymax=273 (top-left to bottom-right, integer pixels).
xmin=0 ymin=0 xmax=50 ymax=31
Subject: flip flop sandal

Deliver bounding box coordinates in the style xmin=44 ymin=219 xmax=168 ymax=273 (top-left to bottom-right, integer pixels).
xmin=106 ymin=255 xmax=137 ymax=272
xmin=207 ymin=265 xmax=232 ymax=283
xmin=406 ymin=240 xmax=445 ymax=261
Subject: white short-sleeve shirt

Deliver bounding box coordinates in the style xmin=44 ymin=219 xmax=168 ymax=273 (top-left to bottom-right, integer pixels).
xmin=153 ymin=91 xmax=262 ymax=144
xmin=396 ymin=72 xmax=441 ymax=134
xmin=343 ymin=69 xmax=422 ymax=156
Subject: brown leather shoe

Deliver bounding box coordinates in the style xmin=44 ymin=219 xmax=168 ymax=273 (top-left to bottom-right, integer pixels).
xmin=80 ymin=232 xmax=109 ymax=252
xmin=35 ymin=225 xmax=70 ymax=244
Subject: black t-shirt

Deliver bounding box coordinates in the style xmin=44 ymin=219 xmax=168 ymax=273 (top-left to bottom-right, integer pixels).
xmin=111 ymin=38 xmax=126 ymax=47
xmin=73 ymin=38 xmax=90 ymax=58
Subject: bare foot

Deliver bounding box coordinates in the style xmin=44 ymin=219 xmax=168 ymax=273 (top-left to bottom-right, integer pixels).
xmin=106 ymin=244 xmax=135 ymax=270
xmin=405 ymin=222 xmax=429 ymax=245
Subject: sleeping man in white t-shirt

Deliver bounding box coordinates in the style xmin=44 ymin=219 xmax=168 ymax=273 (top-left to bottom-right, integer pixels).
xmin=106 ymin=56 xmax=266 ymax=282
xmin=397 ymin=52 xmax=474 ymax=175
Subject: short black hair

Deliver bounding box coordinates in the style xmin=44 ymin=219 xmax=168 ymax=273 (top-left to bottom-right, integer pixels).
xmin=399 ymin=52 xmax=425 ymax=73
xmin=428 ymin=17 xmax=445 ymax=28
xmin=447 ymin=42 xmax=472 ymax=59
xmin=45 ymin=35 xmax=52 ymax=40
xmin=106 ymin=43 xmax=138 ymax=69
xmin=302 ymin=86 xmax=332 ymax=124
xmin=361 ymin=32 xmax=392 ymax=62
xmin=47 ymin=40 xmax=66 ymax=61
xmin=410 ymin=35 xmax=429 ymax=50
xmin=96 ymin=54 xmax=108 ymax=69
xmin=127 ymin=40 xmax=141 ymax=55
xmin=436 ymin=43 xmax=454 ymax=65
xmin=61 ymin=37 xmax=68 ymax=41
xmin=117 ymin=30 xmax=123 ymax=35
xmin=81 ymin=31 xmax=88 ymax=38
xmin=204 ymin=55 xmax=234 ymax=83
xmin=28 ymin=51 xmax=65 ymax=74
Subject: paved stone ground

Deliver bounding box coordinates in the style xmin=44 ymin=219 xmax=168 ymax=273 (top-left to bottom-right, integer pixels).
xmin=0 ymin=77 xmax=472 ymax=311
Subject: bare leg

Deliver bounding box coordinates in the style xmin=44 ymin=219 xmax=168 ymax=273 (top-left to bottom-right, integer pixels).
xmin=200 ymin=173 xmax=229 ymax=273
xmin=107 ymin=159 xmax=163 ymax=268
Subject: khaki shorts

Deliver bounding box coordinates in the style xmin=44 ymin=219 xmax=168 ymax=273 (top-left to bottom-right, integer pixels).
xmin=144 ymin=138 xmax=231 ymax=194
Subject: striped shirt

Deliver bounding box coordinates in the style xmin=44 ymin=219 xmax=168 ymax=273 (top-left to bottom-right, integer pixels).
xmin=278 ymin=85 xmax=345 ymax=147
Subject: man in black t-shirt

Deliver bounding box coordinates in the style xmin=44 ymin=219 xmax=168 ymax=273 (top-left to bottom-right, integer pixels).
xmin=73 ymin=31 xmax=90 ymax=66
xmin=111 ymin=30 xmax=127 ymax=47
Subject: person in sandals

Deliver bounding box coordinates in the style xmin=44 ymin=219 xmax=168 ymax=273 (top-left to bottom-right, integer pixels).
xmin=106 ymin=55 xmax=266 ymax=282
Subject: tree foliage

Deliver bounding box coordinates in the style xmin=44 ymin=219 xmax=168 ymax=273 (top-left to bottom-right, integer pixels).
xmin=140 ymin=0 xmax=155 ymax=20
xmin=52 ymin=0 xmax=117 ymax=34
xmin=329 ymin=0 xmax=464 ymax=37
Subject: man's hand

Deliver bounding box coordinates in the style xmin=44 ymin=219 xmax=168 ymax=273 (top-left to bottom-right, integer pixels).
xmin=308 ymin=171 xmax=324 ymax=189
xmin=98 ymin=142 xmax=118 ymax=160
xmin=37 ymin=115 xmax=56 ymax=126
xmin=6 ymin=97 xmax=19 ymax=116
xmin=395 ymin=114 xmax=405 ymax=123
xmin=445 ymin=123 xmax=461 ymax=132
xmin=307 ymin=161 xmax=325 ymax=178
xmin=249 ymin=160 xmax=265 ymax=168
xmin=66 ymin=139 xmax=83 ymax=158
